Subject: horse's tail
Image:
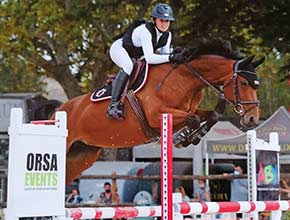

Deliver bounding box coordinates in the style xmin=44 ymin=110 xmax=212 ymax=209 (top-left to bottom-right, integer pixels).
xmin=26 ymin=95 xmax=62 ymax=120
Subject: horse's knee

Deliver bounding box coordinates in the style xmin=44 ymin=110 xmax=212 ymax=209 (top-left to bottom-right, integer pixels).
xmin=207 ymin=111 xmax=219 ymax=125
xmin=185 ymin=114 xmax=200 ymax=130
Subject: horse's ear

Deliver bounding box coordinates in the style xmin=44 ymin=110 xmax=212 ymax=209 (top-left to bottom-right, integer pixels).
xmin=252 ymin=56 xmax=265 ymax=68
xmin=224 ymin=40 xmax=232 ymax=50
xmin=242 ymin=55 xmax=255 ymax=65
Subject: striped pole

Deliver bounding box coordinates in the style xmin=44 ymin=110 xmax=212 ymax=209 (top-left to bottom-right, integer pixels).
xmin=66 ymin=200 xmax=290 ymax=219
xmin=161 ymin=114 xmax=173 ymax=220
xmin=66 ymin=206 xmax=160 ymax=219
xmin=177 ymin=200 xmax=290 ymax=215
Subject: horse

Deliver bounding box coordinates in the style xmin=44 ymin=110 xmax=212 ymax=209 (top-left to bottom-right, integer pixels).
xmin=54 ymin=40 xmax=265 ymax=184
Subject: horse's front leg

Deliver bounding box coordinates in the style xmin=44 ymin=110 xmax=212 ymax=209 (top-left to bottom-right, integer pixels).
xmin=188 ymin=99 xmax=227 ymax=145
xmin=195 ymin=108 xmax=215 ymax=122
xmin=172 ymin=110 xmax=220 ymax=148
xmin=167 ymin=108 xmax=223 ymax=148
xmin=187 ymin=111 xmax=219 ymax=145
xmin=159 ymin=107 xmax=201 ymax=148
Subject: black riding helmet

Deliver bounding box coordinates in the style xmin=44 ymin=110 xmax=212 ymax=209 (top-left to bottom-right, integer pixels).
xmin=151 ymin=3 xmax=175 ymax=21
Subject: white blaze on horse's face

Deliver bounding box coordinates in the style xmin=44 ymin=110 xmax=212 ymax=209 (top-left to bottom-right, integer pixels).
xmin=155 ymin=18 xmax=170 ymax=32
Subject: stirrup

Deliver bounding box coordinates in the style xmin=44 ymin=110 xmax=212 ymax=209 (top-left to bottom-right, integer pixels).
xmin=107 ymin=103 xmax=125 ymax=120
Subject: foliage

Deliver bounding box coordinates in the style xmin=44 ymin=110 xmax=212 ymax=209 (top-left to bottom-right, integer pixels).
xmin=257 ymin=52 xmax=290 ymax=117
xmin=251 ymin=1 xmax=290 ymax=54
xmin=199 ymin=51 xmax=290 ymax=119
xmin=0 ymin=0 xmax=289 ymax=117
xmin=0 ymin=56 xmax=44 ymax=93
xmin=282 ymin=211 xmax=290 ymax=220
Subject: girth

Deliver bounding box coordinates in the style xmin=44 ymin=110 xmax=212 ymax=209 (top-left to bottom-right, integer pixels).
xmin=126 ymin=90 xmax=159 ymax=141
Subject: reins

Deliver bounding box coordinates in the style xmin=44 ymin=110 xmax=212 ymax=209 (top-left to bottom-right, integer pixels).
xmin=155 ymin=65 xmax=176 ymax=92
xmin=156 ymin=59 xmax=259 ymax=116
xmin=184 ymin=61 xmax=259 ymax=116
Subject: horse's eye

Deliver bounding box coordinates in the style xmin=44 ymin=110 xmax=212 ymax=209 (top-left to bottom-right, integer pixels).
xmin=240 ymin=80 xmax=249 ymax=86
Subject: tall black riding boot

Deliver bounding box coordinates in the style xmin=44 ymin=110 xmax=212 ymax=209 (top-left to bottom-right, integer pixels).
xmin=107 ymin=69 xmax=129 ymax=119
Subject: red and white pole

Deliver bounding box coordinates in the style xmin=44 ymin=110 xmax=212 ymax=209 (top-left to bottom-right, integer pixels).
xmin=161 ymin=114 xmax=173 ymax=220
xmin=66 ymin=200 xmax=290 ymax=219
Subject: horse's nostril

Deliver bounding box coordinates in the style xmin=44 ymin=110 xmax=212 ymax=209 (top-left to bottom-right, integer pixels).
xmin=249 ymin=116 xmax=256 ymax=123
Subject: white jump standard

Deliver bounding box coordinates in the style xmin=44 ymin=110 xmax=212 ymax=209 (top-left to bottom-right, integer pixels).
xmin=5 ymin=108 xmax=289 ymax=220
xmin=6 ymin=108 xmax=67 ymax=220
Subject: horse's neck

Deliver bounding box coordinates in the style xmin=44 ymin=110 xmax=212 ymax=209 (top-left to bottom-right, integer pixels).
xmin=189 ymin=55 xmax=235 ymax=86
xmin=145 ymin=57 xmax=235 ymax=106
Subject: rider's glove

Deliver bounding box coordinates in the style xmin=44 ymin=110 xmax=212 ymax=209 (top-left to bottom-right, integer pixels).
xmin=172 ymin=46 xmax=183 ymax=54
xmin=169 ymin=52 xmax=184 ymax=64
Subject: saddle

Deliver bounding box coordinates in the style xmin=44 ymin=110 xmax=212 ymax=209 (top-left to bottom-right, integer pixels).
xmin=121 ymin=60 xmax=147 ymax=102
xmin=90 ymin=60 xmax=147 ymax=102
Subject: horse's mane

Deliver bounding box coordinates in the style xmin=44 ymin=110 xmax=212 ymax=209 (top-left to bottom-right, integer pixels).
xmin=193 ymin=38 xmax=243 ymax=60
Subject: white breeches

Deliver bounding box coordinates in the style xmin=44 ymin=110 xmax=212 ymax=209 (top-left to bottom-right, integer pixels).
xmin=110 ymin=39 xmax=134 ymax=75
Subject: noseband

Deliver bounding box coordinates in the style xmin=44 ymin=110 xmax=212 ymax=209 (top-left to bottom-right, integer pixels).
xmin=183 ymin=62 xmax=259 ymax=116
xmin=223 ymin=70 xmax=259 ymax=116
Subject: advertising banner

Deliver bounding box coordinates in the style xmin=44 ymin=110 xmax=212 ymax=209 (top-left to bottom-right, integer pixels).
xmin=256 ymin=150 xmax=279 ymax=200
xmin=6 ymin=108 xmax=67 ymax=219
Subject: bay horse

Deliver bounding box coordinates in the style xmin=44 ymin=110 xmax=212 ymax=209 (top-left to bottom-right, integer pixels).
xmin=54 ymin=40 xmax=265 ymax=184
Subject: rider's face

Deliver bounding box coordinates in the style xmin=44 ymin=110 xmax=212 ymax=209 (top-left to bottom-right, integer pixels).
xmin=155 ymin=18 xmax=170 ymax=32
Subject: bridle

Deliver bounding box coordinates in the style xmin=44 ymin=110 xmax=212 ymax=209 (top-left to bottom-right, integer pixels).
xmin=222 ymin=70 xmax=260 ymax=115
xmin=183 ymin=60 xmax=260 ymax=116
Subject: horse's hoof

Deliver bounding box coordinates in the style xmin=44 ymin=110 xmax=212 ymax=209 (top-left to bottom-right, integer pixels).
xmin=174 ymin=142 xmax=183 ymax=148
xmin=174 ymin=138 xmax=191 ymax=148
xmin=181 ymin=139 xmax=191 ymax=147
xmin=191 ymin=137 xmax=201 ymax=145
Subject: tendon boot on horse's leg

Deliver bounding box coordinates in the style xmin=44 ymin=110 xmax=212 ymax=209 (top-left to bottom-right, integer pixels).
xmin=173 ymin=114 xmax=200 ymax=148
xmin=189 ymin=111 xmax=219 ymax=145
xmin=107 ymin=69 xmax=129 ymax=119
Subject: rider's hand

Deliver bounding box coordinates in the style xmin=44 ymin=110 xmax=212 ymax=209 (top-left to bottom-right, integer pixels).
xmin=169 ymin=52 xmax=184 ymax=64
xmin=172 ymin=46 xmax=183 ymax=54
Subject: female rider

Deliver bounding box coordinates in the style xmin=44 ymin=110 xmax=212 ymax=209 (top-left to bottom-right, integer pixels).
xmin=107 ymin=3 xmax=184 ymax=119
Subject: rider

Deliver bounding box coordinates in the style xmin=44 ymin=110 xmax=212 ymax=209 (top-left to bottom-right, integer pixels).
xmin=107 ymin=3 xmax=185 ymax=119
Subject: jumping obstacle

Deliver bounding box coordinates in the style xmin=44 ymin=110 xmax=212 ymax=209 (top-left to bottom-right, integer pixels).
xmin=161 ymin=114 xmax=174 ymax=220
xmin=6 ymin=108 xmax=67 ymax=220
xmin=247 ymin=130 xmax=281 ymax=220
xmin=5 ymin=109 xmax=288 ymax=220
xmin=66 ymin=200 xmax=290 ymax=219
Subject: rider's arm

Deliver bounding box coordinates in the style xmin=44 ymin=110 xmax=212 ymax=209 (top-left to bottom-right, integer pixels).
xmin=134 ymin=26 xmax=170 ymax=64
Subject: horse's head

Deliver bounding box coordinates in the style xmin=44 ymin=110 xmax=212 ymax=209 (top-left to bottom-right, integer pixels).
xmin=223 ymin=55 xmax=265 ymax=128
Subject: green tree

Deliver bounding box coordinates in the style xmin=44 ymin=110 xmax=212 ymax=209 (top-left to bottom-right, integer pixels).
xmin=0 ymin=54 xmax=44 ymax=93
xmin=0 ymin=1 xmax=152 ymax=98
xmin=171 ymin=0 xmax=290 ymax=117
xmin=0 ymin=0 xmax=289 ymax=117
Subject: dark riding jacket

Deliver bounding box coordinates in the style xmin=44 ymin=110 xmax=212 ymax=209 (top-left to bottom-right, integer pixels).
xmin=121 ymin=21 xmax=170 ymax=59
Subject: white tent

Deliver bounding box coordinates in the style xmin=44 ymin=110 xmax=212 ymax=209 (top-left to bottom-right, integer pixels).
xmin=132 ymin=120 xmax=243 ymax=193
xmin=132 ymin=121 xmax=243 ymax=160
xmin=205 ymin=106 xmax=290 ymax=163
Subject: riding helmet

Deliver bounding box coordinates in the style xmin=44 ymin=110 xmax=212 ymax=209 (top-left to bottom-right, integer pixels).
xmin=151 ymin=3 xmax=175 ymax=21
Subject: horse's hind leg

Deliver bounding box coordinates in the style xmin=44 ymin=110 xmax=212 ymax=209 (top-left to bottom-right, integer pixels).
xmin=66 ymin=141 xmax=102 ymax=185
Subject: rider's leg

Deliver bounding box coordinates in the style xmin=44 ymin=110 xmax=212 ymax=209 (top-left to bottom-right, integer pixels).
xmin=107 ymin=69 xmax=129 ymax=119
xmin=107 ymin=39 xmax=133 ymax=119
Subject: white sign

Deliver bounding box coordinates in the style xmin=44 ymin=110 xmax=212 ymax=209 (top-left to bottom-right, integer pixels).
xmin=247 ymin=130 xmax=280 ymax=220
xmin=6 ymin=108 xmax=67 ymax=219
